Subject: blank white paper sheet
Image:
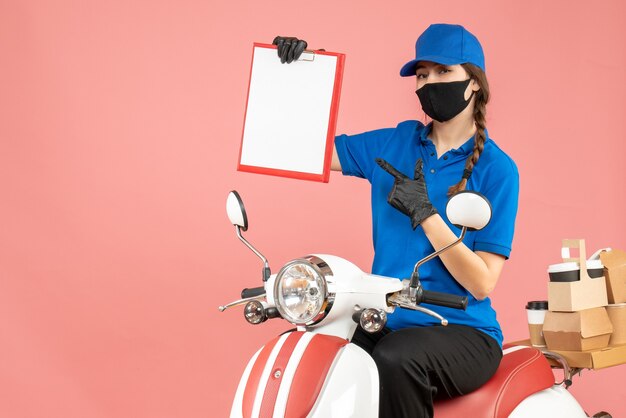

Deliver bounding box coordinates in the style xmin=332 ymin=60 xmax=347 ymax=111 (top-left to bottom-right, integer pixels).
xmin=238 ymin=44 xmax=345 ymax=182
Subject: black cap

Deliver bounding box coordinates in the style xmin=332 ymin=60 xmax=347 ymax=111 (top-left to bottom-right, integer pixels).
xmin=525 ymin=300 xmax=548 ymax=310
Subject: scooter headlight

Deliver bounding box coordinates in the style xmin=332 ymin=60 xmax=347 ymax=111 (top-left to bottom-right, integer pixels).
xmin=274 ymin=256 xmax=332 ymax=325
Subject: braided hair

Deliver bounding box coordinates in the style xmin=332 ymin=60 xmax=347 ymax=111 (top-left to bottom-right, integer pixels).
xmin=447 ymin=63 xmax=490 ymax=196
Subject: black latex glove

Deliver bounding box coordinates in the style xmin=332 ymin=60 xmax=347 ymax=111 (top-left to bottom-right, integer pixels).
xmin=272 ymin=36 xmax=308 ymax=63
xmin=376 ymin=158 xmax=438 ymax=230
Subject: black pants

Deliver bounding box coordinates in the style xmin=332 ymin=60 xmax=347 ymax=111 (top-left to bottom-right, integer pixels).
xmin=351 ymin=324 xmax=502 ymax=418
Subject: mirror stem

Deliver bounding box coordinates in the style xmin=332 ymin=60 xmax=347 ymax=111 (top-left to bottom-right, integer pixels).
xmin=235 ymin=226 xmax=271 ymax=281
xmin=409 ymin=227 xmax=467 ymax=300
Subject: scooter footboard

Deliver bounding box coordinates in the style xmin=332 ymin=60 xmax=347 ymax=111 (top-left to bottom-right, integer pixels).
xmin=231 ymin=331 xmax=376 ymax=418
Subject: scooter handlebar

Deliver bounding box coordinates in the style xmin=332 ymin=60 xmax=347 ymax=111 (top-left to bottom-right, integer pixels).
xmin=420 ymin=289 xmax=468 ymax=310
xmin=241 ymin=286 xmax=266 ymax=299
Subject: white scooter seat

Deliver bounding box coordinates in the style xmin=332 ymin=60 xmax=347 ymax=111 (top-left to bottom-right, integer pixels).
xmin=433 ymin=345 xmax=554 ymax=418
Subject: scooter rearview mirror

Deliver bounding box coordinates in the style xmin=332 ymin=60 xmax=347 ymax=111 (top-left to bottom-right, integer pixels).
xmin=408 ymin=191 xmax=492 ymax=302
xmin=226 ymin=190 xmax=271 ymax=281
xmin=445 ymin=191 xmax=492 ymax=232
xmin=227 ymin=190 xmax=248 ymax=231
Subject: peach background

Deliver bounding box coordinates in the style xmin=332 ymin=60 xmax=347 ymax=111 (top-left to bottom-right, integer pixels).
xmin=1 ymin=0 xmax=625 ymax=417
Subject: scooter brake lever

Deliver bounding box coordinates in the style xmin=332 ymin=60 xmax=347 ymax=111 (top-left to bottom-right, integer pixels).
xmin=387 ymin=293 xmax=448 ymax=326
xmin=219 ymin=294 xmax=266 ymax=312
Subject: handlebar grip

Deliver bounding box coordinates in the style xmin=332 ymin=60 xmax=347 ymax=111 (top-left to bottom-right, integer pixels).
xmin=420 ymin=289 xmax=468 ymax=310
xmin=241 ymin=287 xmax=266 ymax=299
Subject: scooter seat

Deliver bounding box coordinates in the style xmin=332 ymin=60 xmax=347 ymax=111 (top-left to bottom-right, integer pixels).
xmin=433 ymin=344 xmax=555 ymax=418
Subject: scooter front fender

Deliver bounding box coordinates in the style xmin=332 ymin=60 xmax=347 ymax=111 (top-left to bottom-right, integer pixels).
xmin=230 ymin=331 xmax=378 ymax=418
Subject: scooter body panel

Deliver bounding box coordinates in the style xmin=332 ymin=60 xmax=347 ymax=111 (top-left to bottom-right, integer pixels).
xmin=508 ymin=385 xmax=587 ymax=418
xmin=307 ymin=343 xmax=379 ymax=418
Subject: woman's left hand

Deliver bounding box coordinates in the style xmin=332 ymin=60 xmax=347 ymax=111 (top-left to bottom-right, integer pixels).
xmin=376 ymin=158 xmax=438 ymax=229
xmin=272 ymin=36 xmax=308 ymax=63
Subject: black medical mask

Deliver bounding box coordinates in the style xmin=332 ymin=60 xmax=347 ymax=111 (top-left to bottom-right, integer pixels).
xmin=415 ymin=79 xmax=475 ymax=123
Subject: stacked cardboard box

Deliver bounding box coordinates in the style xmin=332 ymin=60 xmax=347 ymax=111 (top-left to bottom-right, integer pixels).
xmin=607 ymin=304 xmax=626 ymax=346
xmin=601 ymin=249 xmax=626 ymax=346
xmin=543 ymin=239 xmax=613 ymax=351
xmin=515 ymin=242 xmax=626 ymax=368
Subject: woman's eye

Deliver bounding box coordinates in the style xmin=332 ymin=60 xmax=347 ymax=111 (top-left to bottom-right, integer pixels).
xmin=438 ymin=68 xmax=451 ymax=74
xmin=417 ymin=73 xmax=427 ymax=79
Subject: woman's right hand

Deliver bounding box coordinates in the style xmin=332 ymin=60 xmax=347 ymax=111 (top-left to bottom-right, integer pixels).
xmin=272 ymin=36 xmax=308 ymax=64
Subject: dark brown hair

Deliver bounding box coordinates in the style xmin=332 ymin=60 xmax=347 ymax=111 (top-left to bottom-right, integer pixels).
xmin=447 ymin=63 xmax=490 ymax=196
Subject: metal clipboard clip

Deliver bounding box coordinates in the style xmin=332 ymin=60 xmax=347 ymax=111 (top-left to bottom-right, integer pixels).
xmin=297 ymin=50 xmax=316 ymax=62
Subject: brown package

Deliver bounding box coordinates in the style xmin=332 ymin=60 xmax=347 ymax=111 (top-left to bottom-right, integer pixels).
xmin=548 ymin=239 xmax=608 ymax=312
xmin=606 ymin=303 xmax=626 ymax=346
xmin=546 ymin=345 xmax=626 ymax=369
xmin=600 ymin=249 xmax=626 ymax=304
xmin=543 ymin=307 xmax=613 ymax=351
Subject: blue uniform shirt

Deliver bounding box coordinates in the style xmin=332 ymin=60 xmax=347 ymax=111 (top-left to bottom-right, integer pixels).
xmin=334 ymin=120 xmax=519 ymax=347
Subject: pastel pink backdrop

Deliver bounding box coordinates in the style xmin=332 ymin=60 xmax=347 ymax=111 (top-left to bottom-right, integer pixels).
xmin=1 ymin=0 xmax=624 ymax=417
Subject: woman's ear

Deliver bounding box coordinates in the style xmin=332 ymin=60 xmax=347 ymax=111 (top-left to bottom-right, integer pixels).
xmin=471 ymin=78 xmax=481 ymax=92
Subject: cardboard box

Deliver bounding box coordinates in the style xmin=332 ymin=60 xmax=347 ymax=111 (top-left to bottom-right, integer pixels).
xmin=543 ymin=307 xmax=613 ymax=351
xmin=600 ymin=249 xmax=626 ymax=304
xmin=547 ymin=344 xmax=626 ymax=369
xmin=510 ymin=339 xmax=626 ymax=369
xmin=606 ymin=303 xmax=626 ymax=346
xmin=548 ymin=239 xmax=608 ymax=312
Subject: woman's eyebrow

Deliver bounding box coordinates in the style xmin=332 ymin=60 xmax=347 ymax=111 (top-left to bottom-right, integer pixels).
xmin=416 ymin=63 xmax=449 ymax=71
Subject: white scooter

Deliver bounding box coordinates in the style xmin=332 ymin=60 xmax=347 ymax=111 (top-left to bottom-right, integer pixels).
xmin=220 ymin=190 xmax=610 ymax=418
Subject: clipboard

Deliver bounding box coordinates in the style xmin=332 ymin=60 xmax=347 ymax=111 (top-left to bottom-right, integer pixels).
xmin=237 ymin=43 xmax=345 ymax=182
